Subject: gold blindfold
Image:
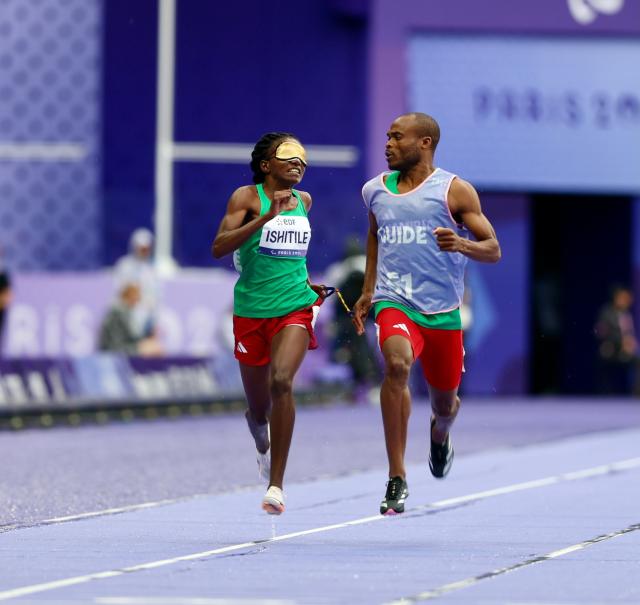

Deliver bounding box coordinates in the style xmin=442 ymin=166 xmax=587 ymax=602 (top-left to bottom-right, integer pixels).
xmin=274 ymin=141 xmax=308 ymax=166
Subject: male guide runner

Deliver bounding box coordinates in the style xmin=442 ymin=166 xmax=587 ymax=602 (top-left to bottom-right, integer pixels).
xmin=353 ymin=112 xmax=501 ymax=515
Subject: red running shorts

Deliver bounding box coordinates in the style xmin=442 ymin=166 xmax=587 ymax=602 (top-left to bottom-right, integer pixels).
xmin=375 ymin=307 xmax=464 ymax=391
xmin=233 ymin=298 xmax=322 ymax=367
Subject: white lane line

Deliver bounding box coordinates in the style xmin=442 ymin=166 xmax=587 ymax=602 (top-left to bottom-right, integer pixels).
xmin=6 ymin=458 xmax=639 ymax=533
xmin=0 ymin=456 xmax=638 ymax=602
xmin=1 ymin=497 xmax=192 ymax=532
xmin=384 ymin=522 xmax=640 ymax=604
xmin=0 ymin=143 xmax=87 ymax=161
xmin=96 ymin=598 xmax=294 ymax=604
xmin=503 ymin=602 xmax=614 ymax=605
xmin=0 ymin=515 xmax=384 ymax=601
xmin=171 ymin=142 xmax=360 ymax=167
xmin=419 ymin=457 xmax=640 ymax=511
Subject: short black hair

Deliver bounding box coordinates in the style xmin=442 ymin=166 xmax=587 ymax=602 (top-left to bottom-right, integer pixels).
xmin=250 ymin=132 xmax=296 ymax=184
xmin=406 ymin=112 xmax=440 ymax=152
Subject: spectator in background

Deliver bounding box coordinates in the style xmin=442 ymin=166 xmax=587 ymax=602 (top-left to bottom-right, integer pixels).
xmin=0 ymin=253 xmax=11 ymax=355
xmin=325 ymin=236 xmax=380 ymax=401
xmin=114 ymin=228 xmax=160 ymax=338
xmin=595 ymin=285 xmax=638 ymax=395
xmin=98 ymin=283 xmax=163 ymax=357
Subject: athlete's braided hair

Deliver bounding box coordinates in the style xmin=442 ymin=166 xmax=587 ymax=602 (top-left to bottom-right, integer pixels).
xmin=250 ymin=131 xmax=296 ymax=184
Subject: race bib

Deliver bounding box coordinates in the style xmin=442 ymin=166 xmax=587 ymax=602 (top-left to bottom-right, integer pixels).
xmin=258 ymin=215 xmax=311 ymax=258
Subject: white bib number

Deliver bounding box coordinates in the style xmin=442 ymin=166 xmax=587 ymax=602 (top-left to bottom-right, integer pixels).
xmin=258 ymin=215 xmax=311 ymax=258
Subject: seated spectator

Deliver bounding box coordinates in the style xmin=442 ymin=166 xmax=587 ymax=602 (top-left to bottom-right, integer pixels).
xmin=114 ymin=228 xmax=159 ymax=338
xmin=98 ymin=283 xmax=163 ymax=357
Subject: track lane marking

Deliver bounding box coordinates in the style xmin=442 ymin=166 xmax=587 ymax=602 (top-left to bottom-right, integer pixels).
xmin=96 ymin=599 xmax=294 ymax=604
xmin=0 ymin=498 xmax=191 ymax=533
xmin=4 ymin=455 xmax=639 ymax=533
xmin=384 ymin=522 xmax=640 ymax=603
xmin=0 ymin=457 xmax=638 ymax=601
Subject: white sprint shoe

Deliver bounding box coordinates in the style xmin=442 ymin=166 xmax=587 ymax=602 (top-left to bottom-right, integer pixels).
xmin=256 ymin=450 xmax=271 ymax=482
xmin=262 ymin=485 xmax=285 ymax=515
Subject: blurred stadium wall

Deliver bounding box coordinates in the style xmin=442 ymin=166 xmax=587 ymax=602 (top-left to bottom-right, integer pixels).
xmin=1 ymin=0 xmax=639 ymax=400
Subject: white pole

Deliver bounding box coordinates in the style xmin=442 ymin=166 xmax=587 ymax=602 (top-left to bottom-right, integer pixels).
xmin=154 ymin=0 xmax=178 ymax=275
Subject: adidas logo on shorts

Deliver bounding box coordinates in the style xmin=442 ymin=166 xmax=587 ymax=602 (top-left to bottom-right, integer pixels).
xmin=392 ymin=323 xmax=410 ymax=335
xmin=236 ymin=342 xmax=248 ymax=353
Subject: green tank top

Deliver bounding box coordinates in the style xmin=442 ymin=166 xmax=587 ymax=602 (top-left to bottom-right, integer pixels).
xmin=233 ymin=183 xmax=317 ymax=318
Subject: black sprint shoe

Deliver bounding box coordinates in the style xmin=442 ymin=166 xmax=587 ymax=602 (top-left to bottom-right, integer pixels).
xmin=429 ymin=418 xmax=454 ymax=478
xmin=380 ymin=476 xmax=409 ymax=516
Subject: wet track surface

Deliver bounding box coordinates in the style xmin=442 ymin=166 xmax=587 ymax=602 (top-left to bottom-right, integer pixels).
xmin=0 ymin=398 xmax=638 ymax=604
